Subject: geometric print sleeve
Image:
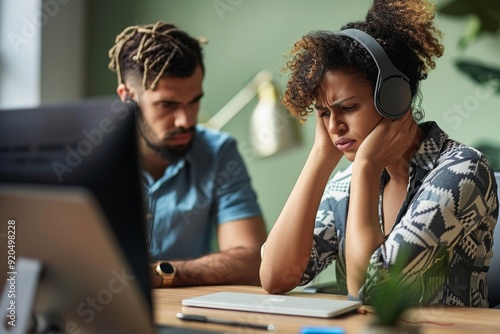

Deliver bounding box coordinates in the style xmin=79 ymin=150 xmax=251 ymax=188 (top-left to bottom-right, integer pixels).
xmin=300 ymin=165 xmax=352 ymax=285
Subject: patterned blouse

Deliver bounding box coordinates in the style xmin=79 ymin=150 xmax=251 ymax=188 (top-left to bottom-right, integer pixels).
xmin=302 ymin=121 xmax=498 ymax=307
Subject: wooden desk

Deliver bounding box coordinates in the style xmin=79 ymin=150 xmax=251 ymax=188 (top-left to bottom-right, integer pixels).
xmin=153 ymin=285 xmax=500 ymax=334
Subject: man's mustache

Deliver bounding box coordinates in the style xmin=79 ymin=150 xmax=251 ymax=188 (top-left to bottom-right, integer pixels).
xmin=163 ymin=126 xmax=196 ymax=141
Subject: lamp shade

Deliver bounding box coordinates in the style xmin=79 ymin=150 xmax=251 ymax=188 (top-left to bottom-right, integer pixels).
xmin=249 ymin=81 xmax=300 ymax=157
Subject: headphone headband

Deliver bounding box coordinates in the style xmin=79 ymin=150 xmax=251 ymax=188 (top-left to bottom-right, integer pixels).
xmin=335 ymin=29 xmax=412 ymax=119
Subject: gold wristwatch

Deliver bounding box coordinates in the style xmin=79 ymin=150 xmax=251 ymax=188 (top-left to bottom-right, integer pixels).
xmin=155 ymin=262 xmax=176 ymax=288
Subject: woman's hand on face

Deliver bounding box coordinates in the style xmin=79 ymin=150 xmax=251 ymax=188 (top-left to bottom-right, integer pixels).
xmin=313 ymin=113 xmax=342 ymax=156
xmin=355 ymin=110 xmax=417 ymax=171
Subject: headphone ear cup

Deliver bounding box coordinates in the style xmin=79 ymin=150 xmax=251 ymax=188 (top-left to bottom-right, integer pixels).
xmin=336 ymin=29 xmax=413 ymax=120
xmin=376 ymin=77 xmax=412 ymax=119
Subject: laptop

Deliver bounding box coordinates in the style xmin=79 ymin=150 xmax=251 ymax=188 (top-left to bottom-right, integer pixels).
xmin=182 ymin=292 xmax=362 ymax=318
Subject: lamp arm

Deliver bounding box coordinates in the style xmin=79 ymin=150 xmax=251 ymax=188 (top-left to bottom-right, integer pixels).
xmin=205 ymin=70 xmax=272 ymax=130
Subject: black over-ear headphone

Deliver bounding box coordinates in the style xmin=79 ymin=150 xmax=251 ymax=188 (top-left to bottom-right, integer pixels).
xmin=125 ymin=96 xmax=139 ymax=114
xmin=336 ymin=29 xmax=412 ymax=119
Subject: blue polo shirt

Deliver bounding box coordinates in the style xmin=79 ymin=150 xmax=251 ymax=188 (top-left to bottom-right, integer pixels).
xmin=142 ymin=125 xmax=262 ymax=261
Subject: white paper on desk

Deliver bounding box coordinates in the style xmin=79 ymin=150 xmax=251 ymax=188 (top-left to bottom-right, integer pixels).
xmin=182 ymin=292 xmax=361 ymax=318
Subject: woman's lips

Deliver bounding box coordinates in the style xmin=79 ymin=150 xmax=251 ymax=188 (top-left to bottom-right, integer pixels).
xmin=334 ymin=138 xmax=355 ymax=151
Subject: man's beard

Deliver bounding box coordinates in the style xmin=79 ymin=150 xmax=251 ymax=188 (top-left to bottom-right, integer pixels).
xmin=136 ymin=112 xmax=195 ymax=162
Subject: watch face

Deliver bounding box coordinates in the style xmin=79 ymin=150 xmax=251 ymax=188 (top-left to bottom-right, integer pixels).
xmin=159 ymin=262 xmax=174 ymax=275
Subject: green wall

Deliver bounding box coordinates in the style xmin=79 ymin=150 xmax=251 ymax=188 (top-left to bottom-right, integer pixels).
xmin=84 ymin=0 xmax=500 ymax=235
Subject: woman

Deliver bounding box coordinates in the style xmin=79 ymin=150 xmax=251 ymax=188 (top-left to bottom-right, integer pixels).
xmin=260 ymin=0 xmax=498 ymax=307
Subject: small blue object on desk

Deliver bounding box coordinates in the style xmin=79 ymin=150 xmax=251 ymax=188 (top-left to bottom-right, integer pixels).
xmin=300 ymin=326 xmax=345 ymax=334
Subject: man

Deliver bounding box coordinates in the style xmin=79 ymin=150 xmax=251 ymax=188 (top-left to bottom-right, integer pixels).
xmin=108 ymin=21 xmax=267 ymax=288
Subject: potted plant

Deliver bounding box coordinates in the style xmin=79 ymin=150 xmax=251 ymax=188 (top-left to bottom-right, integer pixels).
xmin=362 ymin=246 xmax=449 ymax=334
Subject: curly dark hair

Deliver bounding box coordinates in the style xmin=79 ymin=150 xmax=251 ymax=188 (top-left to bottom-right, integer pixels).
xmin=108 ymin=21 xmax=206 ymax=90
xmin=282 ymin=0 xmax=444 ymax=123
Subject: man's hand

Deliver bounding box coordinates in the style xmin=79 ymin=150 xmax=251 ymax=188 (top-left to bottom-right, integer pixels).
xmin=149 ymin=217 xmax=266 ymax=288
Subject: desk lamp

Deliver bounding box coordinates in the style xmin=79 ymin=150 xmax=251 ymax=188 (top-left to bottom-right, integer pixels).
xmin=204 ymin=70 xmax=301 ymax=158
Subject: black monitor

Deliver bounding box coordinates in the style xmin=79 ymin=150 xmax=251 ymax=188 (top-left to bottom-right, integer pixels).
xmin=0 ymin=98 xmax=153 ymax=332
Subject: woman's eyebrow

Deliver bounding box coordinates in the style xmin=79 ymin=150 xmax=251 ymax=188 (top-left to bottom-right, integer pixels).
xmin=329 ymin=96 xmax=355 ymax=108
xmin=315 ymin=96 xmax=356 ymax=110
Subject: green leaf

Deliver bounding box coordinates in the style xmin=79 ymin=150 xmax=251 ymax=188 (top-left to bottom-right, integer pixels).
xmin=370 ymin=245 xmax=450 ymax=327
xmin=476 ymin=12 xmax=500 ymax=33
xmin=438 ymin=0 xmax=476 ymax=16
xmin=371 ymin=248 xmax=419 ymax=326
xmin=439 ymin=0 xmax=500 ymax=48
xmin=458 ymin=16 xmax=482 ymax=49
xmin=454 ymin=58 xmax=500 ymax=93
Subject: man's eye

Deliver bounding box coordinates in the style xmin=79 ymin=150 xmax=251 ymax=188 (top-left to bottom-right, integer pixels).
xmin=190 ymin=98 xmax=202 ymax=105
xmin=160 ymin=102 xmax=175 ymax=108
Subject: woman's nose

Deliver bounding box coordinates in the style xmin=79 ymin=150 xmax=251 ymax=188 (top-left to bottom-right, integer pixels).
xmin=328 ymin=116 xmax=346 ymax=134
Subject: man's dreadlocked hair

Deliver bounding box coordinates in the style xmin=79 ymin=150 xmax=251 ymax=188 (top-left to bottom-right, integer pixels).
xmin=282 ymin=0 xmax=444 ymax=124
xmin=108 ymin=21 xmax=205 ymax=90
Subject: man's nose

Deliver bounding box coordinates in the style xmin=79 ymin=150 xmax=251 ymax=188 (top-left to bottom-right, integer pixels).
xmin=174 ymin=107 xmax=195 ymax=128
